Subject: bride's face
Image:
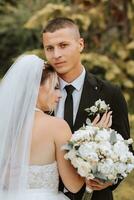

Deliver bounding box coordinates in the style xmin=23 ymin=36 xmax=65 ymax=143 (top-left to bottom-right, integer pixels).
xmin=37 ymin=75 xmax=61 ymax=111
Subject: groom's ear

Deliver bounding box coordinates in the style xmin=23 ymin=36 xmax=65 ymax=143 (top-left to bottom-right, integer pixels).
xmin=79 ymin=38 xmax=84 ymax=53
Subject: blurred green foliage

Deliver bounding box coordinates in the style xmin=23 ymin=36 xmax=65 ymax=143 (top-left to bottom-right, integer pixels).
xmin=0 ymin=1 xmax=134 ymax=198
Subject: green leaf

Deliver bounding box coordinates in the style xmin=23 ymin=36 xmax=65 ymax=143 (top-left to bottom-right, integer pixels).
xmin=110 ymin=131 xmax=117 ymax=145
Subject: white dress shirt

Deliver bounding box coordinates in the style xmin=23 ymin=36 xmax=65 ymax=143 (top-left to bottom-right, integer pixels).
xmin=55 ymin=68 xmax=86 ymax=124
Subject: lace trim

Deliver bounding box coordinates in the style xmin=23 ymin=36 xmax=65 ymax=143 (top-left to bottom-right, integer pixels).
xmin=27 ymin=161 xmax=59 ymax=192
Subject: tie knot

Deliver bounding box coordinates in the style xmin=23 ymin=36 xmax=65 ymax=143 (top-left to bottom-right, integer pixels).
xmin=65 ymin=85 xmax=75 ymax=95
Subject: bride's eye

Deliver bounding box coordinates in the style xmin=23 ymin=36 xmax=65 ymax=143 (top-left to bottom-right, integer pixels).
xmin=54 ymin=84 xmax=60 ymax=90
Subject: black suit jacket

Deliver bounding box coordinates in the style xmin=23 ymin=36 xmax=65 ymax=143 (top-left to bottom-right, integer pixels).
xmin=60 ymin=71 xmax=130 ymax=200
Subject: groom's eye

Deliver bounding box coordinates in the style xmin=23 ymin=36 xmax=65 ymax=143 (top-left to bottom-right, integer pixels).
xmin=46 ymin=46 xmax=53 ymax=52
xmin=60 ymin=43 xmax=68 ymax=49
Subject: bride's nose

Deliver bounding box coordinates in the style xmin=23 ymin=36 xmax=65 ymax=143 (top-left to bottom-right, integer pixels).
xmin=57 ymin=90 xmax=62 ymax=99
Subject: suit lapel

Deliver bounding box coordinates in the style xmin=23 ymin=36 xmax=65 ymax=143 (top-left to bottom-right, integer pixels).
xmin=73 ymin=72 xmax=101 ymax=131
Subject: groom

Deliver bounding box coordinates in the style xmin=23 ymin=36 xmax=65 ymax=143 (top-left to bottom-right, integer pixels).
xmin=42 ymin=17 xmax=131 ymax=200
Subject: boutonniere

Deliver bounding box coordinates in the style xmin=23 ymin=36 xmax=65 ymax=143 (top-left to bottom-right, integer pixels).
xmin=85 ymin=99 xmax=110 ymax=116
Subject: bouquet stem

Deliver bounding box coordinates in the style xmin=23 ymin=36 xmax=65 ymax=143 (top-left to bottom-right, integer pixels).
xmin=82 ymin=190 xmax=93 ymax=200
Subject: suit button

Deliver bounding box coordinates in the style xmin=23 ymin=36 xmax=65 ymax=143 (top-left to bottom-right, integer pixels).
xmin=94 ymin=86 xmax=98 ymax=90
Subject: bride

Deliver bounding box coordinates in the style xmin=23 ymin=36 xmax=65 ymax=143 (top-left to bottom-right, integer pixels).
xmin=0 ymin=54 xmax=84 ymax=200
xmin=0 ymin=54 xmax=112 ymax=200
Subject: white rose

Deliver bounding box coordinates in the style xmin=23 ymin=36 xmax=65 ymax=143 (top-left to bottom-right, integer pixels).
xmin=77 ymin=161 xmax=92 ymax=177
xmin=71 ymin=157 xmax=83 ymax=168
xmin=126 ymin=152 xmax=134 ymax=163
xmin=95 ymin=129 xmax=110 ymax=142
xmin=95 ymin=99 xmax=102 ymax=107
xmin=85 ymin=125 xmax=98 ymax=138
xmin=78 ymin=142 xmax=97 ymax=159
xmin=116 ymin=133 xmax=124 ymax=141
xmin=90 ymin=106 xmax=98 ymax=113
xmin=110 ymin=152 xmax=119 ymax=162
xmin=98 ymin=159 xmax=114 ymax=177
xmin=115 ymin=163 xmax=127 ymax=175
xmin=126 ymin=164 xmax=134 ymax=173
xmin=113 ymin=141 xmax=129 ymax=157
xmin=120 ymin=155 xmax=128 ymax=163
xmin=65 ymin=149 xmax=76 ymax=160
xmin=97 ymin=142 xmax=112 ymax=157
xmin=126 ymin=138 xmax=133 ymax=145
xmin=99 ymin=101 xmax=108 ymax=110
xmin=71 ymin=129 xmax=90 ymax=142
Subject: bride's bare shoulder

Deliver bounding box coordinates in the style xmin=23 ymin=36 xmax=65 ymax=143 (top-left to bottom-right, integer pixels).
xmin=36 ymin=114 xmax=69 ymax=128
xmin=34 ymin=113 xmax=71 ymax=139
xmin=46 ymin=115 xmax=72 ymax=138
xmin=47 ymin=115 xmax=69 ymax=129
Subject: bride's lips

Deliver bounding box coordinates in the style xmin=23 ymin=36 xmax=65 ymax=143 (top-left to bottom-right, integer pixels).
xmin=55 ymin=101 xmax=59 ymax=104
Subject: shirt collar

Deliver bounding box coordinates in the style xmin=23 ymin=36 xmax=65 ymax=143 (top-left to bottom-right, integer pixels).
xmin=59 ymin=67 xmax=86 ymax=91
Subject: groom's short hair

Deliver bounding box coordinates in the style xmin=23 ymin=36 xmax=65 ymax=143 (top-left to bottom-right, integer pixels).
xmin=43 ymin=17 xmax=80 ymax=38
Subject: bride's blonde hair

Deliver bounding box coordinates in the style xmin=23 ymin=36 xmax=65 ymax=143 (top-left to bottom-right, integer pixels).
xmin=41 ymin=63 xmax=57 ymax=88
xmin=40 ymin=63 xmax=59 ymax=113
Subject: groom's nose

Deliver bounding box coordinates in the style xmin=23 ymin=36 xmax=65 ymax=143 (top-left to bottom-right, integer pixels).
xmin=53 ymin=48 xmax=62 ymax=59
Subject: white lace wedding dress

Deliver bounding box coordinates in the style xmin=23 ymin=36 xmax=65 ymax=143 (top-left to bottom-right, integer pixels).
xmin=25 ymin=161 xmax=69 ymax=200
xmin=1 ymin=162 xmax=70 ymax=200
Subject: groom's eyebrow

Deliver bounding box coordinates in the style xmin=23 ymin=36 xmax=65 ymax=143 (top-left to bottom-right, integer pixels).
xmin=44 ymin=41 xmax=70 ymax=50
xmin=44 ymin=45 xmax=54 ymax=48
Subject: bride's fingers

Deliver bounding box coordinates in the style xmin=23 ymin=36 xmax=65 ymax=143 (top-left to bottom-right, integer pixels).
xmin=86 ymin=179 xmax=102 ymax=188
xmin=92 ymin=113 xmax=107 ymax=127
xmin=96 ymin=112 xmax=108 ymax=127
xmin=107 ymin=115 xmax=112 ymax=128
xmin=92 ymin=114 xmax=100 ymax=125
xmin=92 ymin=111 xmax=112 ymax=128
xmin=102 ymin=111 xmax=112 ymax=128
xmin=99 ymin=111 xmax=108 ymax=124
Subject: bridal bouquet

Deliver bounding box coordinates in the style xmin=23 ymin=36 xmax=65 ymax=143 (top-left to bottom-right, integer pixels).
xmin=62 ymin=123 xmax=134 ymax=198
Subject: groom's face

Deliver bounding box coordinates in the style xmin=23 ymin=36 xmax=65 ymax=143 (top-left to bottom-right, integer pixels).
xmin=43 ymin=27 xmax=84 ymax=79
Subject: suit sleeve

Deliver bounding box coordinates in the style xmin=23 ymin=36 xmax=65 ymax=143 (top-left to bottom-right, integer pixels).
xmin=109 ymin=86 xmax=133 ymax=190
xmin=111 ymin=86 xmax=130 ymax=139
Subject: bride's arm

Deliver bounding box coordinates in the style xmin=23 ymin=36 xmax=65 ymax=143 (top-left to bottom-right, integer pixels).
xmin=54 ymin=119 xmax=84 ymax=193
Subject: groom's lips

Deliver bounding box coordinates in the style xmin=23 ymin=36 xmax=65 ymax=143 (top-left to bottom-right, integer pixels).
xmin=54 ymin=61 xmax=66 ymax=66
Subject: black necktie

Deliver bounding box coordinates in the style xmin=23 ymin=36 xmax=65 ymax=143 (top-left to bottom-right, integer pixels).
xmin=64 ymin=85 xmax=75 ymax=130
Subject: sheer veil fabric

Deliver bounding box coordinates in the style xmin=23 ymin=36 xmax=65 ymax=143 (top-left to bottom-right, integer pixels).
xmin=0 ymin=55 xmax=44 ymax=199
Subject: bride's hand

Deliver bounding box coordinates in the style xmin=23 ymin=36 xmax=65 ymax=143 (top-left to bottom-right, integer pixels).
xmin=92 ymin=111 xmax=112 ymax=128
xmin=86 ymin=178 xmax=112 ymax=191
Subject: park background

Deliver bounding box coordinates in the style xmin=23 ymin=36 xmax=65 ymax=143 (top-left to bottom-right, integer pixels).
xmin=0 ymin=0 xmax=134 ymax=199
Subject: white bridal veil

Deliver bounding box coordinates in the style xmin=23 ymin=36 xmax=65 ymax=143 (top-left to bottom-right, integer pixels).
xmin=0 ymin=55 xmax=44 ymax=199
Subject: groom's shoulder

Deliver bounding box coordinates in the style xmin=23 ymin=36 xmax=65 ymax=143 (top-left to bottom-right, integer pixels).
xmin=86 ymin=71 xmax=121 ymax=94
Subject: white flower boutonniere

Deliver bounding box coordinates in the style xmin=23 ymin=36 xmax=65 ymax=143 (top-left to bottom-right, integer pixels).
xmin=85 ymin=99 xmax=110 ymax=116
